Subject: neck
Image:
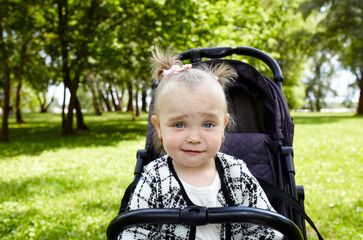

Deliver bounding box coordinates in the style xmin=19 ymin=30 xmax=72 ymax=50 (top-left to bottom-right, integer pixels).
xmin=172 ymin=158 xmax=217 ymax=188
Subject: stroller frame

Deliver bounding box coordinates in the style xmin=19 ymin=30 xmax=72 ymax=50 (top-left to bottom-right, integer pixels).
xmin=107 ymin=47 xmax=322 ymax=240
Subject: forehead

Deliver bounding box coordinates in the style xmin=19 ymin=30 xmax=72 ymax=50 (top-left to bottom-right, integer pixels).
xmin=157 ymin=80 xmax=226 ymax=115
xmin=153 ymin=67 xmax=228 ymax=116
xmin=163 ymin=78 xmax=223 ymax=97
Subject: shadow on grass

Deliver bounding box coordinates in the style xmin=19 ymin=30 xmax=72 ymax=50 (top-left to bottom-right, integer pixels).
xmin=1 ymin=112 xmax=149 ymax=158
xmin=0 ymin=175 xmax=90 ymax=202
xmin=0 ymin=171 xmax=126 ymax=239
xmin=291 ymin=113 xmax=362 ymax=125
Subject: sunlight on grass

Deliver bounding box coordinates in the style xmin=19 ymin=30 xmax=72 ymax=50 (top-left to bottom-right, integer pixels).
xmin=291 ymin=112 xmax=363 ymax=240
xmin=0 ymin=112 xmax=146 ymax=239
xmin=1 ymin=112 xmax=362 ymax=239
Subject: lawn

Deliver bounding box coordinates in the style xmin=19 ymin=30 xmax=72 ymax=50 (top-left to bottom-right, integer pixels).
xmin=0 ymin=112 xmax=148 ymax=240
xmin=291 ymin=112 xmax=363 ymax=240
xmin=0 ymin=112 xmax=362 ymax=239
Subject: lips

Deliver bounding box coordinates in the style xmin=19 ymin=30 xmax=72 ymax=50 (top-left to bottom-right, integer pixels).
xmin=182 ymin=149 xmax=202 ymax=155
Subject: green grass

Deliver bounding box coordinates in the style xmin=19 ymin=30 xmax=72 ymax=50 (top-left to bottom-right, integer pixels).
xmin=0 ymin=112 xmax=148 ymax=240
xmin=0 ymin=112 xmax=362 ymax=239
xmin=291 ymin=112 xmax=363 ymax=240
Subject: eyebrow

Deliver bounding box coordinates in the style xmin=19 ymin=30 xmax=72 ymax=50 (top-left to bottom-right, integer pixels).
xmin=201 ymin=111 xmax=220 ymax=118
xmin=166 ymin=114 xmax=187 ymax=122
xmin=166 ymin=111 xmax=221 ymax=122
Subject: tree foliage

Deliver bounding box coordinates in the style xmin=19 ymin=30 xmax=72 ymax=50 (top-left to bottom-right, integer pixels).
xmin=0 ymin=0 xmax=41 ymax=140
xmin=305 ymin=52 xmax=337 ymax=111
xmin=301 ymin=0 xmax=363 ymax=114
xmin=2 ymin=0 xmax=359 ymax=140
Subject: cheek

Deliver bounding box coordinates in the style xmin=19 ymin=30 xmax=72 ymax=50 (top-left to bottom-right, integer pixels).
xmin=162 ymin=131 xmax=184 ymax=154
xmin=204 ymin=129 xmax=224 ymax=143
xmin=215 ymin=128 xmax=226 ymax=143
xmin=162 ymin=129 xmax=182 ymax=143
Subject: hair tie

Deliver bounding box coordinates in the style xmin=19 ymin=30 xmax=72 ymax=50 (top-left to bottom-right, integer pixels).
xmin=163 ymin=64 xmax=192 ymax=77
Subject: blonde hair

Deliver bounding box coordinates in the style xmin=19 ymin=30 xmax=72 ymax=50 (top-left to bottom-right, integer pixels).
xmin=150 ymin=45 xmax=237 ymax=151
xmin=151 ymin=45 xmax=237 ymax=113
xmin=151 ymin=46 xmax=237 ymax=85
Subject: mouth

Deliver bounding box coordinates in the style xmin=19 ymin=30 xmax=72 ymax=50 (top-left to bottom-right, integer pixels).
xmin=182 ymin=149 xmax=203 ymax=155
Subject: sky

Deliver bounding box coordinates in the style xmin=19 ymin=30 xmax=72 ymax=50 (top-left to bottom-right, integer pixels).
xmin=329 ymin=69 xmax=358 ymax=103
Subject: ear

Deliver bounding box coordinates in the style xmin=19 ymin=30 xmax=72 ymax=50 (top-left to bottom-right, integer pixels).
xmin=223 ymin=114 xmax=230 ymax=129
xmin=151 ymin=115 xmax=162 ymax=138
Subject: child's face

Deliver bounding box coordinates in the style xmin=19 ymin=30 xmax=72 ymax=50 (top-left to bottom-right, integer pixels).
xmin=152 ymin=83 xmax=229 ymax=171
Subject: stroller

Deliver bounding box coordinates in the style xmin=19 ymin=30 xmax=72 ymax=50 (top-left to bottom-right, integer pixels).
xmin=107 ymin=47 xmax=323 ymax=240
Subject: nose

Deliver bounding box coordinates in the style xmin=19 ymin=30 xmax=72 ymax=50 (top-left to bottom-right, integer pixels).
xmin=186 ymin=129 xmax=202 ymax=143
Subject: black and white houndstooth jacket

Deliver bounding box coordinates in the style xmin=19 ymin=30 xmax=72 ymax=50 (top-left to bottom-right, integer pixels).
xmin=118 ymin=152 xmax=283 ymax=240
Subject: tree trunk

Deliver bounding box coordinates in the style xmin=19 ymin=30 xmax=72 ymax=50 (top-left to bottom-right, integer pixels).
xmin=62 ymin=87 xmax=76 ymax=135
xmin=62 ymin=82 xmax=66 ymax=127
xmin=61 ymin=79 xmax=89 ymax=134
xmin=61 ymin=67 xmax=90 ymax=134
xmin=58 ymin=0 xmax=95 ymax=135
xmin=87 ymin=69 xmax=102 ymax=115
xmin=39 ymin=87 xmax=56 ymax=113
xmin=16 ymin=40 xmax=27 ymax=124
xmin=357 ymin=80 xmax=363 ymax=115
xmin=96 ymin=81 xmax=105 ymax=112
xmin=75 ymin=96 xmax=89 ymax=130
xmin=127 ymin=81 xmax=134 ymax=112
xmin=357 ymin=68 xmax=363 ymax=115
xmin=108 ymin=85 xmax=119 ymax=111
xmin=135 ymin=80 xmax=140 ymax=117
xmin=65 ymin=63 xmax=89 ymax=132
xmin=15 ymin=78 xmax=25 ymax=123
xmin=316 ymin=98 xmax=322 ymax=112
xmin=308 ymin=98 xmax=314 ymax=112
xmin=315 ymin=83 xmax=322 ymax=112
xmin=62 ymin=61 xmax=89 ymax=133
xmin=0 ymin=23 xmax=11 ymax=142
xmin=36 ymin=91 xmax=46 ymax=113
xmin=58 ymin=0 xmax=71 ymax=131
xmin=99 ymin=84 xmax=112 ymax=112
xmin=113 ymin=83 xmax=123 ymax=111
xmin=141 ymin=81 xmax=147 ymax=112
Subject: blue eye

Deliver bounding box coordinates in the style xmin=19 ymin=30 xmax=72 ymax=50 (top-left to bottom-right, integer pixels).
xmin=174 ymin=123 xmax=185 ymax=128
xmin=203 ymin=122 xmax=213 ymax=128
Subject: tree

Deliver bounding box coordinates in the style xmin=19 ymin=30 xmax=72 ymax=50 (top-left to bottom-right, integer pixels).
xmin=86 ymin=68 xmax=102 ymax=115
xmin=225 ymin=0 xmax=309 ymax=109
xmin=2 ymin=0 xmax=40 ymax=125
xmin=1 ymin=0 xmax=327 ymax=141
xmin=0 ymin=0 xmax=36 ymax=140
xmin=54 ymin=0 xmax=117 ymax=134
xmin=56 ymin=0 xmax=88 ymax=134
xmin=26 ymin=54 xmax=59 ymax=113
xmin=305 ymin=52 xmax=337 ymax=111
xmin=0 ymin=9 xmax=11 ymax=141
xmin=301 ymin=0 xmax=363 ymax=114
xmin=10 ymin=2 xmax=36 ymax=124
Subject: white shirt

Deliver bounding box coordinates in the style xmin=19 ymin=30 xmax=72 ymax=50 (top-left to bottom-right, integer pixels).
xmin=180 ymin=173 xmax=223 ymax=240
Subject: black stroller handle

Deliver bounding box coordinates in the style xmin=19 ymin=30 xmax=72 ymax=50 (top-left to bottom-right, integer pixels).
xmin=106 ymin=206 xmax=303 ymax=240
xmin=178 ymin=47 xmax=284 ymax=89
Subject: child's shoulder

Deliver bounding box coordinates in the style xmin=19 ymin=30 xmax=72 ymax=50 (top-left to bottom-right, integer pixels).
xmin=217 ymin=152 xmax=247 ymax=168
xmin=216 ymin=152 xmax=250 ymax=179
xmin=143 ymin=155 xmax=170 ymax=173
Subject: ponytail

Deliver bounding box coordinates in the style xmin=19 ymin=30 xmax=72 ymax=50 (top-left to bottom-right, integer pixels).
xmin=150 ymin=45 xmax=182 ymax=82
xmin=211 ymin=63 xmax=237 ymax=88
